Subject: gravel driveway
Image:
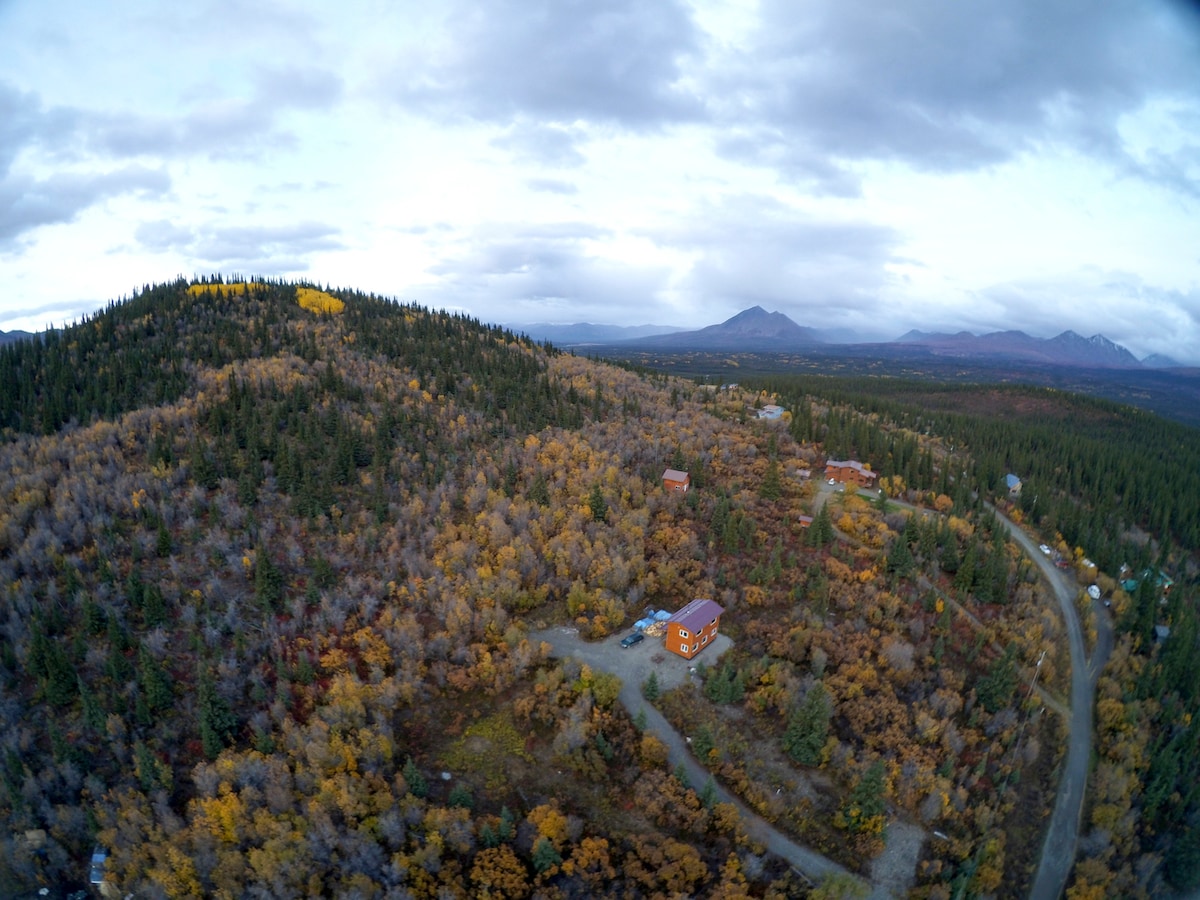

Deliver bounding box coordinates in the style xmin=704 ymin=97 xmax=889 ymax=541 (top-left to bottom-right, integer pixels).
xmin=527 ymin=624 xmax=915 ymax=897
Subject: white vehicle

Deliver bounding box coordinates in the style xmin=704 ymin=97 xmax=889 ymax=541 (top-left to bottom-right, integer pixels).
xmin=1087 ymin=585 xmax=1101 ymax=601
xmin=1039 ymin=544 xmax=1052 ymax=555
xmin=828 ymin=478 xmax=837 ymax=485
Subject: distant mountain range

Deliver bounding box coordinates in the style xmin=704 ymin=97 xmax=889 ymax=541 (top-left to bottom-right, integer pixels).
xmin=511 ymin=322 xmax=686 ymax=344
xmin=891 ymin=328 xmax=1145 ymax=368
xmin=0 ymin=329 xmax=34 ymax=347
xmin=532 ymin=306 xmax=1184 ymax=369
xmin=620 ymin=306 xmax=826 ymax=349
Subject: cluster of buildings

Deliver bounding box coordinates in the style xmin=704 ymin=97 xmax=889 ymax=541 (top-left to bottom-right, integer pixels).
xmin=645 ymin=451 xmax=877 ymax=661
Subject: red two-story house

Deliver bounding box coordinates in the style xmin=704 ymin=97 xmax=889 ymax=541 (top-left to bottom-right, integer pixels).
xmin=665 ymin=598 xmax=724 ymax=660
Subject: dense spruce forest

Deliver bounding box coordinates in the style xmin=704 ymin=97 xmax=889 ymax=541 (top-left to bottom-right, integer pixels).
xmin=0 ymin=279 xmax=1195 ymax=898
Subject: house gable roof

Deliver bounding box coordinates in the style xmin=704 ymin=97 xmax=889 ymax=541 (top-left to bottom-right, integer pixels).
xmin=824 ymin=459 xmax=878 ymax=480
xmin=668 ymin=598 xmax=724 ymax=632
xmin=662 ymin=468 xmax=690 ymax=482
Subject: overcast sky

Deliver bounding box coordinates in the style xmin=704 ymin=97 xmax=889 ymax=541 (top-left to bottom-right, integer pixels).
xmin=2 ymin=1 xmax=1199 ymax=362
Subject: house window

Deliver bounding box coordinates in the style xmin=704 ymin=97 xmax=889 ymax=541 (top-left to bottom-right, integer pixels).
xmin=710 ymin=618 xmax=717 ymax=626
xmin=701 ymin=635 xmax=707 ymax=644
xmin=691 ymin=643 xmax=698 ymax=653
xmin=678 ymin=629 xmax=689 ymax=639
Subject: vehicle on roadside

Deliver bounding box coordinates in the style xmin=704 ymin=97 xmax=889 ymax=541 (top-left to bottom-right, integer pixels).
xmin=619 ymin=633 xmax=645 ymax=648
xmin=1039 ymin=544 xmax=1052 ymax=555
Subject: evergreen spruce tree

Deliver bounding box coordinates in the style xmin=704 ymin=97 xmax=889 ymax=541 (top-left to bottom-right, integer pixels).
xmin=642 ymin=671 xmax=660 ymax=702
xmin=783 ymin=682 xmax=832 ymax=766
xmin=692 ymin=724 xmax=714 ymax=763
xmin=955 ymin=540 xmax=978 ymax=592
xmin=759 ymin=458 xmax=783 ymax=500
xmin=138 ymin=645 xmax=174 ymax=712
xmin=198 ymin=669 xmax=236 ymax=760
xmin=976 ymin=644 xmax=1018 ymax=713
xmin=43 ymin=641 xmax=77 ymax=708
xmin=498 ymin=805 xmax=516 ymax=841
xmin=811 ymin=505 xmax=835 ymax=547
xmin=529 ymin=472 xmax=550 ymax=507
xmin=142 ymin=583 xmax=167 ymax=630
xmin=587 ymin=482 xmax=608 ymax=522
xmin=403 ymin=756 xmax=428 ymax=798
xmin=255 ymin=550 xmax=284 ymax=611
xmin=155 ymin=521 xmax=172 ymax=558
xmin=448 ymin=782 xmax=474 ymax=809
xmin=532 ymin=837 xmax=562 ymax=873
xmin=940 ymin=536 xmax=961 ymax=574
xmin=78 ymin=676 xmax=105 ymax=732
xmin=842 ymin=760 xmax=886 ymax=834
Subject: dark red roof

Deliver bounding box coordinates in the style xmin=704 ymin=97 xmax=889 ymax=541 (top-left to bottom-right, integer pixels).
xmin=668 ymin=598 xmax=724 ymax=633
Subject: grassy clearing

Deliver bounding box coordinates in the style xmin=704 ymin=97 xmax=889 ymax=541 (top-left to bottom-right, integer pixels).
xmin=439 ymin=710 xmax=534 ymax=792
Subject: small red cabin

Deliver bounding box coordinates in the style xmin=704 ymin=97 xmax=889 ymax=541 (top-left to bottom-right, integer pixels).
xmin=662 ymin=468 xmax=691 ymax=493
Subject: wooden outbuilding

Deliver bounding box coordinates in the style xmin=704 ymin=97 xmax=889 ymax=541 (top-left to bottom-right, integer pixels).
xmin=662 ymin=468 xmax=691 ymax=492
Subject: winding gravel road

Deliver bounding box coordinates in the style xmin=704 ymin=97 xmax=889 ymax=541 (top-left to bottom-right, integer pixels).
xmin=993 ymin=511 xmax=1109 ymax=900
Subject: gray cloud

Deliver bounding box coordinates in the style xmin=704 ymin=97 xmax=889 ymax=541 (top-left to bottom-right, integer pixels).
xmin=85 ymin=65 xmax=343 ymax=161
xmin=652 ymin=194 xmax=899 ymax=320
xmin=0 ymin=65 xmax=343 ymax=249
xmin=492 ymin=122 xmax=589 ymax=167
xmin=419 ymin=222 xmax=669 ymax=323
xmin=714 ymin=131 xmax=863 ymax=197
xmin=134 ymin=219 xmax=343 ymax=269
xmin=0 ymin=296 xmax=99 ymax=323
xmin=252 ymin=65 xmax=343 ymax=109
xmin=0 ymin=84 xmax=42 ymax=171
xmin=526 ymin=177 xmax=578 ymax=195
xmin=713 ymin=0 xmax=1200 ymax=184
xmin=0 ymin=166 xmax=168 ymax=247
xmin=389 ymin=0 xmax=703 ymax=164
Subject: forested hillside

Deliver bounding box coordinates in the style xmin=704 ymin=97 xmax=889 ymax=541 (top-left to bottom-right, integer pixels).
xmin=0 ymin=280 xmax=1194 ymax=898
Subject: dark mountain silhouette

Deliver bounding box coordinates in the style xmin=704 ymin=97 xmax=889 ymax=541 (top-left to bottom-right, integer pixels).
xmin=1142 ymin=353 xmax=1182 ymax=368
xmin=624 ymin=305 xmax=825 ymax=349
xmin=884 ymin=328 xmax=1142 ymax=368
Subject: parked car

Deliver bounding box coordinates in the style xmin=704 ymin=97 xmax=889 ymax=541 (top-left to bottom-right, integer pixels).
xmin=89 ymin=847 xmax=108 ymax=885
xmin=620 ymin=633 xmax=645 ymax=648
